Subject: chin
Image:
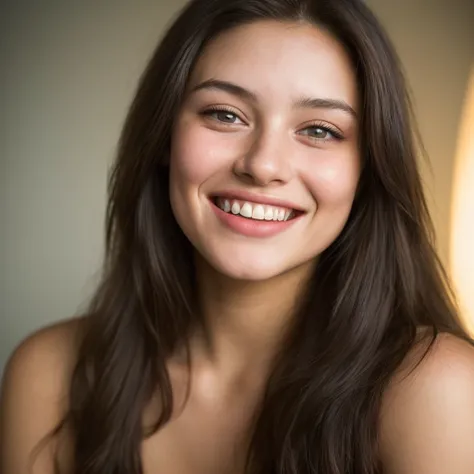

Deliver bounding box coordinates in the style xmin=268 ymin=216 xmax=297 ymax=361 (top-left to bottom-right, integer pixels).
xmin=199 ymin=247 xmax=311 ymax=282
xmin=219 ymin=265 xmax=281 ymax=282
xmin=193 ymin=247 xmax=277 ymax=281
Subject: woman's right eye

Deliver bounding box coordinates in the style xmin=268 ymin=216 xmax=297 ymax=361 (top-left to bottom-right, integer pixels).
xmin=202 ymin=109 xmax=244 ymax=124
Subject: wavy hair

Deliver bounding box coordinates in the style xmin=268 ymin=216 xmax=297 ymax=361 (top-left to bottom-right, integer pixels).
xmin=46 ymin=0 xmax=472 ymax=473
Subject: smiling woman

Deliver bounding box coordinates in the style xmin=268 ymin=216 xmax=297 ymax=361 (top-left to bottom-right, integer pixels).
xmin=170 ymin=21 xmax=360 ymax=281
xmin=1 ymin=1 xmax=474 ymax=474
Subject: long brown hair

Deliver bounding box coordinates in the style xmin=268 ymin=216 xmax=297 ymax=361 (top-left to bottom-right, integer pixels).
xmin=49 ymin=0 xmax=472 ymax=473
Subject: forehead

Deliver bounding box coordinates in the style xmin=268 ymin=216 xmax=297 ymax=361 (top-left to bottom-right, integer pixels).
xmin=188 ymin=20 xmax=358 ymax=110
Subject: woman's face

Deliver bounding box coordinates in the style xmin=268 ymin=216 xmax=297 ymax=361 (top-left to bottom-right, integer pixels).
xmin=170 ymin=20 xmax=360 ymax=281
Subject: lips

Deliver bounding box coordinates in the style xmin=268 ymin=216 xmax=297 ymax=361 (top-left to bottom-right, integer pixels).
xmin=208 ymin=190 xmax=306 ymax=238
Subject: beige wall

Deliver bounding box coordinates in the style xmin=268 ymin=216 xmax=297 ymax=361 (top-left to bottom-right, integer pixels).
xmin=1 ymin=0 xmax=473 ymax=375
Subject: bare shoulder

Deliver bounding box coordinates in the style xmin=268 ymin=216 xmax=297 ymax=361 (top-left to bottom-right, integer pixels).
xmin=379 ymin=331 xmax=474 ymax=474
xmin=0 ymin=317 xmax=84 ymax=474
xmin=3 ymin=317 xmax=83 ymax=374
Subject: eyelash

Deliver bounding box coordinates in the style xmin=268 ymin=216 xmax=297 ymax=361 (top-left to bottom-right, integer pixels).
xmin=201 ymin=106 xmax=344 ymax=141
xmin=300 ymin=121 xmax=344 ymax=141
xmin=201 ymin=106 xmax=244 ymax=123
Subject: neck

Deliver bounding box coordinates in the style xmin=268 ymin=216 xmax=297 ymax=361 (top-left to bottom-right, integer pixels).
xmin=191 ymin=255 xmax=315 ymax=378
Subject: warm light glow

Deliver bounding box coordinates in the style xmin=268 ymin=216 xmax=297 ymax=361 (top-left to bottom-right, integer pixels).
xmin=450 ymin=67 xmax=474 ymax=335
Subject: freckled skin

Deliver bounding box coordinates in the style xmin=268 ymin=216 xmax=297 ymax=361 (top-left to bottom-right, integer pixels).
xmin=170 ymin=20 xmax=360 ymax=281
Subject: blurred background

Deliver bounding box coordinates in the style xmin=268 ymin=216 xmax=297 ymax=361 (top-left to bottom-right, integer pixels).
xmin=1 ymin=0 xmax=473 ymax=376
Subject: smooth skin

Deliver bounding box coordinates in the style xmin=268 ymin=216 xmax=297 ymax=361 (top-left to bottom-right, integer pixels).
xmin=2 ymin=20 xmax=474 ymax=474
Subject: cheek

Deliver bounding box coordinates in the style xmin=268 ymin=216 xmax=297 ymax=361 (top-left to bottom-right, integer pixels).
xmin=303 ymin=155 xmax=360 ymax=206
xmin=170 ymin=118 xmax=239 ymax=187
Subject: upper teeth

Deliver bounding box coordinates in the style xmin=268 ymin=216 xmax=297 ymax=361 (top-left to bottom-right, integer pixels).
xmin=216 ymin=198 xmax=294 ymax=221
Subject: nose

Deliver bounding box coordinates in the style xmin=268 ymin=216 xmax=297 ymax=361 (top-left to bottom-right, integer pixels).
xmin=232 ymin=128 xmax=294 ymax=186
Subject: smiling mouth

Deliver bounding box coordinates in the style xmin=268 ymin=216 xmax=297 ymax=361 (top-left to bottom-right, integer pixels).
xmin=211 ymin=196 xmax=303 ymax=222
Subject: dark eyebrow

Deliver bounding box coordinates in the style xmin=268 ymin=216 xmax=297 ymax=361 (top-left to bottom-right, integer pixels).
xmin=190 ymin=79 xmax=258 ymax=103
xmin=295 ymin=96 xmax=357 ymax=119
xmin=190 ymin=79 xmax=357 ymax=118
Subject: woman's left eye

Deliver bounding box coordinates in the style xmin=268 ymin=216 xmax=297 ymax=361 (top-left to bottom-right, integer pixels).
xmin=299 ymin=125 xmax=342 ymax=141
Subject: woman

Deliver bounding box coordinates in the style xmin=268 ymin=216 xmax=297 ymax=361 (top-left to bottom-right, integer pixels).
xmin=1 ymin=0 xmax=474 ymax=473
